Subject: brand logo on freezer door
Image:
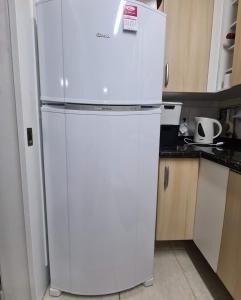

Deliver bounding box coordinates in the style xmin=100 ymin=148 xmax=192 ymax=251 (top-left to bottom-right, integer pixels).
xmin=96 ymin=33 xmax=110 ymax=39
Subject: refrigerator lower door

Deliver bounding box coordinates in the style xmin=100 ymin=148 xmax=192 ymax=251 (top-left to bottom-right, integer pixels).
xmin=42 ymin=106 xmax=160 ymax=295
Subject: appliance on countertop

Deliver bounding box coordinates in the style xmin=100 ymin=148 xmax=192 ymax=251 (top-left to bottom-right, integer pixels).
xmin=37 ymin=0 xmax=166 ymax=297
xmin=194 ymin=117 xmax=222 ymax=144
xmin=160 ymin=102 xmax=183 ymax=147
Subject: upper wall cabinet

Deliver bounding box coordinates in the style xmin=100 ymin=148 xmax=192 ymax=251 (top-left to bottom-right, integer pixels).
xmin=206 ymin=0 xmax=241 ymax=91
xmin=231 ymin=1 xmax=241 ymax=87
xmin=160 ymin=0 xmax=214 ymax=93
xmin=36 ymin=0 xmax=65 ymax=102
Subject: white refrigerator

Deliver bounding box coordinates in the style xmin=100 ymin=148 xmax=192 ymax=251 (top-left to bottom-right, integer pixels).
xmin=37 ymin=0 xmax=166 ymax=296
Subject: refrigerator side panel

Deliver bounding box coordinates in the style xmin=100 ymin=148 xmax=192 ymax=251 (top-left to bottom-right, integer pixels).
xmin=41 ymin=108 xmax=70 ymax=290
xmin=62 ymin=0 xmax=165 ymax=105
xmin=142 ymin=7 xmax=166 ymax=101
xmin=65 ymin=109 xmax=160 ymax=295
xmin=36 ymin=1 xmax=65 ymax=102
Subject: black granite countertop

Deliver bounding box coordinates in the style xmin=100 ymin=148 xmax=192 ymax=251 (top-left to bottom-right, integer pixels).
xmin=160 ymin=145 xmax=241 ymax=173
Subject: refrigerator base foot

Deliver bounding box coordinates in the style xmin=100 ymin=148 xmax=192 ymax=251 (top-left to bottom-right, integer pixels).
xmin=49 ymin=288 xmax=62 ymax=297
xmin=143 ymin=278 xmax=154 ymax=287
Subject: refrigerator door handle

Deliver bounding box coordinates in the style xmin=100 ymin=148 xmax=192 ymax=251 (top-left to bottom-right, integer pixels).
xmin=41 ymin=105 xmax=65 ymax=113
xmin=64 ymin=104 xmax=161 ymax=115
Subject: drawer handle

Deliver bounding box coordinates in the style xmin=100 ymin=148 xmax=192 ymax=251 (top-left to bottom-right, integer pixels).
xmin=165 ymin=63 xmax=169 ymax=87
xmin=164 ymin=166 xmax=169 ymax=191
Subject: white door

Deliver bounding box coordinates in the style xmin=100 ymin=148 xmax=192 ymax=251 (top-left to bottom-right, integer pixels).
xmin=42 ymin=106 xmax=160 ymax=295
xmin=36 ymin=0 xmax=65 ymax=102
xmin=62 ymin=0 xmax=165 ymax=105
xmin=194 ymin=159 xmax=229 ymax=271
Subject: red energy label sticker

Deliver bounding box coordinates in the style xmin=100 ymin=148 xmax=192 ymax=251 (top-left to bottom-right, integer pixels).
xmin=124 ymin=5 xmax=138 ymax=17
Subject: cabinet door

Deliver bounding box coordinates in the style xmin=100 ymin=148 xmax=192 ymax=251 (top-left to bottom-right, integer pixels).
xmin=36 ymin=0 xmax=64 ymax=102
xmin=162 ymin=0 xmax=214 ymax=92
xmin=156 ymin=159 xmax=199 ymax=241
xmin=194 ymin=159 xmax=229 ymax=272
xmin=217 ymin=171 xmax=241 ymax=300
xmin=231 ymin=2 xmax=241 ymax=87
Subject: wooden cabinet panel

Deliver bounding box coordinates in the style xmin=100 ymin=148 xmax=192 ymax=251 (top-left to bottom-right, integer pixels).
xmin=156 ymin=159 xmax=199 ymax=241
xmin=194 ymin=159 xmax=229 ymax=272
xmin=162 ymin=0 xmax=214 ymax=92
xmin=217 ymin=171 xmax=241 ymax=300
xmin=231 ymin=2 xmax=241 ymax=87
xmin=158 ymin=0 xmax=164 ymax=12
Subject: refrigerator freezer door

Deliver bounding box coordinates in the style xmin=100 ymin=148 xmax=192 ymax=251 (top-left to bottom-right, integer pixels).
xmin=62 ymin=0 xmax=166 ymax=105
xmin=36 ymin=0 xmax=65 ymax=102
xmin=41 ymin=106 xmax=160 ymax=295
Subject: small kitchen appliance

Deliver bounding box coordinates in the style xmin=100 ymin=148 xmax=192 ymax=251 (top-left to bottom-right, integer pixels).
xmin=194 ymin=117 xmax=222 ymax=144
xmin=160 ymin=102 xmax=183 ymax=147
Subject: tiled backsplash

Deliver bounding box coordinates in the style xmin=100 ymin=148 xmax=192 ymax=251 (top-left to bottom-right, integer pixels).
xmin=181 ymin=104 xmax=219 ymax=122
xmin=179 ymin=99 xmax=219 ymax=135
xmin=219 ymin=98 xmax=241 ymax=139
xmin=165 ymin=95 xmax=241 ymax=139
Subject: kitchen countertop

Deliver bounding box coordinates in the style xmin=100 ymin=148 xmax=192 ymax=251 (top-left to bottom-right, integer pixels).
xmin=160 ymin=145 xmax=241 ymax=173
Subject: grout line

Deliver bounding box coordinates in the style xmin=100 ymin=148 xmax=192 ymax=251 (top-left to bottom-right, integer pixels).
xmin=171 ymin=246 xmax=199 ymax=300
xmin=119 ymin=292 xmax=121 ymax=300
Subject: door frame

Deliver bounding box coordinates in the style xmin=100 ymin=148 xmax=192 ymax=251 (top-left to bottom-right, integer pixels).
xmin=7 ymin=0 xmax=49 ymax=299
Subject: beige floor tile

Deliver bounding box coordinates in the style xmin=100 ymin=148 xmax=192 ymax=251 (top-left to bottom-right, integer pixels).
xmin=173 ymin=249 xmax=214 ymax=300
xmin=44 ymin=247 xmax=220 ymax=300
xmin=44 ymin=289 xmax=119 ymax=300
xmin=120 ymin=248 xmax=195 ymax=300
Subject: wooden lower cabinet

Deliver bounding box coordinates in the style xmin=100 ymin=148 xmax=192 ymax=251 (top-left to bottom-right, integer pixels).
xmin=217 ymin=171 xmax=241 ymax=300
xmin=156 ymin=158 xmax=199 ymax=241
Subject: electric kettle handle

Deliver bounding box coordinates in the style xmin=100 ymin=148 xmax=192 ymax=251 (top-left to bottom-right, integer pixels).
xmin=213 ymin=120 xmax=222 ymax=139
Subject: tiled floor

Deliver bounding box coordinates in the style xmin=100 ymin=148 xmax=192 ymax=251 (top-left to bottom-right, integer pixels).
xmin=44 ymin=242 xmax=232 ymax=300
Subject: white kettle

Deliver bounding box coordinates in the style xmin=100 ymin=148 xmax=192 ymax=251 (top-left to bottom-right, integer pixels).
xmin=194 ymin=117 xmax=222 ymax=144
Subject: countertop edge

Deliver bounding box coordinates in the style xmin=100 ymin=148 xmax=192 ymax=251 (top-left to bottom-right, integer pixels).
xmin=159 ymin=148 xmax=241 ymax=174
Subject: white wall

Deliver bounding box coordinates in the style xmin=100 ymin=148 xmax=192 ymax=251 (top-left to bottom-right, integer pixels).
xmin=0 ymin=1 xmax=31 ymax=299
xmin=0 ymin=0 xmax=49 ymax=299
xmin=8 ymin=0 xmax=49 ymax=298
